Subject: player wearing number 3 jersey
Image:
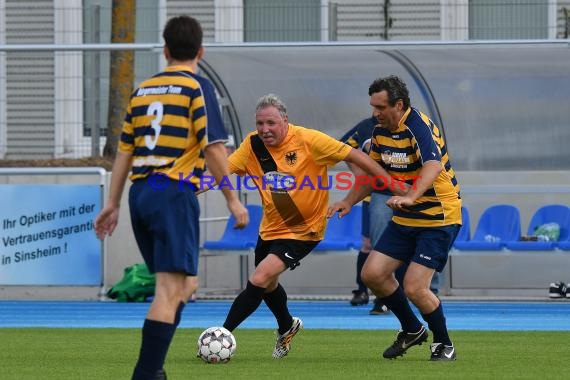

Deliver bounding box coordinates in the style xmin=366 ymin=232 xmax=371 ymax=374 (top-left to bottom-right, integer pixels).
xmin=94 ymin=16 xmax=248 ymax=380
xmin=121 ymin=51 xmax=227 ymax=185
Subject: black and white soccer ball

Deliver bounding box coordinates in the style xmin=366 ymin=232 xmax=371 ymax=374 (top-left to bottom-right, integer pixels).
xmin=197 ymin=326 xmax=237 ymax=363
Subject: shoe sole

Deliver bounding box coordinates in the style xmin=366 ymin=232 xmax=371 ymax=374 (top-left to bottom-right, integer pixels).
xmin=369 ymin=310 xmax=390 ymax=315
xmin=430 ymin=355 xmax=457 ymax=361
xmin=350 ymin=301 xmax=370 ymax=306
xmin=370 ymin=306 xmax=390 ymax=315
xmin=383 ymin=328 xmax=428 ymax=359
xmin=430 ymin=349 xmax=457 ymax=362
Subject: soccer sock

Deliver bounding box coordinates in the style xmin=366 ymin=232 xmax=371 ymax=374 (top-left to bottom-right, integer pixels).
xmin=421 ymin=303 xmax=452 ymax=346
xmin=379 ymin=286 xmax=423 ymax=332
xmin=395 ymin=264 xmax=407 ymax=289
xmin=223 ymin=281 xmax=266 ymax=332
xmin=430 ymin=272 xmax=440 ymax=295
xmin=263 ymin=283 xmax=293 ymax=335
xmin=174 ymin=301 xmax=185 ymax=326
xmin=132 ymin=319 xmax=176 ymax=379
xmin=356 ymin=251 xmax=368 ymax=293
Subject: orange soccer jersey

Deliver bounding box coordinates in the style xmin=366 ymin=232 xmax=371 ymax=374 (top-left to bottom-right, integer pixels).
xmin=229 ymin=124 xmax=351 ymax=241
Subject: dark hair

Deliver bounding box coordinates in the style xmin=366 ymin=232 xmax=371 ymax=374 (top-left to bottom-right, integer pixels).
xmin=162 ymin=15 xmax=203 ymax=61
xmin=368 ymin=75 xmax=410 ymax=110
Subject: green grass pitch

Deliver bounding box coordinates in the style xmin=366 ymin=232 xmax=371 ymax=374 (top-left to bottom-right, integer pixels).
xmin=2 ymin=328 xmax=569 ymax=379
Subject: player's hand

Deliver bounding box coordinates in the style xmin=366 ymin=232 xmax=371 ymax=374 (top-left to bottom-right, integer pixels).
xmin=386 ymin=195 xmax=414 ymax=211
xmin=327 ymin=200 xmax=352 ymax=219
xmin=228 ymin=199 xmax=249 ymax=229
xmin=94 ymin=205 xmax=120 ymax=240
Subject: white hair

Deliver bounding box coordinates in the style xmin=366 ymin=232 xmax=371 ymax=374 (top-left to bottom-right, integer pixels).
xmin=255 ymin=93 xmax=287 ymax=117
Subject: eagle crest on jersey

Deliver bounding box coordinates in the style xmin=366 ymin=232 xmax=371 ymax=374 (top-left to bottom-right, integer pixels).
xmin=284 ymin=151 xmax=297 ymax=166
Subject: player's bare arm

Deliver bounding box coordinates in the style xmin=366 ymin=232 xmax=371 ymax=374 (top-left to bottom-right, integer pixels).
xmin=94 ymin=151 xmax=132 ymax=240
xmin=204 ymin=142 xmax=249 ymax=228
xmin=387 ymin=160 xmax=442 ymax=211
xmin=326 ymin=149 xmax=373 ymax=218
xmin=345 ymin=148 xmax=409 ymax=196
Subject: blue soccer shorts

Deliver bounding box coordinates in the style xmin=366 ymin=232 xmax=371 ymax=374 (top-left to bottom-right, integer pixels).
xmin=129 ymin=178 xmax=200 ymax=275
xmin=374 ymin=220 xmax=460 ymax=272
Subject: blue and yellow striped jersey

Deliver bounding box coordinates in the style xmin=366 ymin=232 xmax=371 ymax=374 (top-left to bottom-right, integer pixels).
xmin=369 ymin=107 xmax=461 ymax=227
xmin=339 ymin=116 xmax=376 ymax=150
xmin=340 ymin=116 xmax=390 ymax=198
xmin=119 ymin=65 xmax=228 ymax=186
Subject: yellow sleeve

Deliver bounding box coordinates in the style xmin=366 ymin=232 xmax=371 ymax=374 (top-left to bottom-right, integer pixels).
xmin=304 ymin=128 xmax=351 ymax=166
xmin=118 ymin=103 xmax=135 ymax=153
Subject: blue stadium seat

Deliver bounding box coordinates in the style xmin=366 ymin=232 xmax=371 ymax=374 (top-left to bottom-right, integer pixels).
xmin=314 ymin=205 xmax=362 ymax=251
xmin=453 ymin=204 xmax=521 ymax=251
xmin=453 ymin=206 xmax=471 ymax=245
xmin=202 ymin=204 xmax=262 ymax=250
xmin=505 ymin=204 xmax=570 ymax=251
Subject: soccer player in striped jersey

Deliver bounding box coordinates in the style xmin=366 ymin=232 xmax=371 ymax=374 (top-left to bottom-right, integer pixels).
xmin=343 ymin=116 xmax=441 ymax=313
xmin=329 ymin=75 xmax=461 ymax=361
xmin=94 ymin=16 xmax=248 ymax=380
xmin=221 ymin=93 xmax=406 ymax=359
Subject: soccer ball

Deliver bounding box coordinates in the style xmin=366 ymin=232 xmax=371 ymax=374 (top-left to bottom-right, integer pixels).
xmin=197 ymin=326 xmax=237 ymax=363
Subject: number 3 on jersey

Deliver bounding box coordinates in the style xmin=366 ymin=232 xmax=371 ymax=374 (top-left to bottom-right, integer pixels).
xmin=145 ymin=101 xmax=163 ymax=150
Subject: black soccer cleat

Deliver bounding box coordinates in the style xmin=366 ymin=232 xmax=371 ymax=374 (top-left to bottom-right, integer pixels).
xmin=369 ymin=299 xmax=390 ymax=315
xmin=350 ymin=290 xmax=369 ymax=306
xmin=549 ymin=281 xmax=567 ymax=298
xmin=383 ymin=326 xmax=428 ymax=359
xmin=430 ymin=343 xmax=456 ymax=361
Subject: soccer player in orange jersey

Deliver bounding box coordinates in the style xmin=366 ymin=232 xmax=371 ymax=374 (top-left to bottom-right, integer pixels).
xmin=221 ymin=93 xmax=405 ymax=358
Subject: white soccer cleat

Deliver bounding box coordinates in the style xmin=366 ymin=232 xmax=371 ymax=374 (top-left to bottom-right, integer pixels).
xmin=272 ymin=317 xmax=303 ymax=358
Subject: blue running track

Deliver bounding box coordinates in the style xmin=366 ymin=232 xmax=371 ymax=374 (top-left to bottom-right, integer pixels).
xmin=1 ymin=300 xmax=569 ymax=330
